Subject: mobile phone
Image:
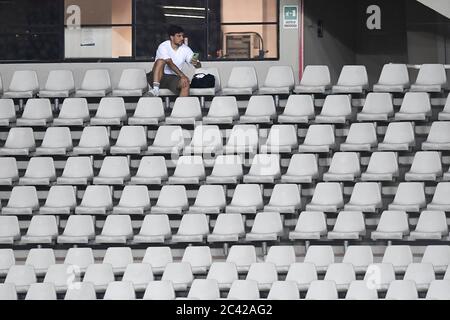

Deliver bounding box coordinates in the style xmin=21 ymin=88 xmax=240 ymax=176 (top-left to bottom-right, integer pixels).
xmin=192 ymin=53 xmax=200 ymax=60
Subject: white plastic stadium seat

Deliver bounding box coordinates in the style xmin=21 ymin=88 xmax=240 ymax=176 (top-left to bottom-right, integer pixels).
xmin=378 ymin=122 xmax=415 ymax=151
xmin=133 ymin=214 xmax=171 ymax=243
xmin=246 ymin=262 xmax=278 ymax=290
xmin=323 ymin=152 xmax=361 ymax=181
xmin=112 ymin=68 xmax=148 ymax=97
xmin=363 ymin=263 xmax=396 ymax=291
xmin=342 ymin=246 xmax=373 ymax=273
xmin=103 ymin=281 xmax=136 ymax=300
xmin=21 ymin=216 xmax=57 ymax=245
xmin=165 ymin=97 xmax=202 ymax=125
xmin=332 ymin=65 xmax=369 ymax=93
xmin=403 ymin=263 xmax=435 ymax=291
xmin=172 ymin=214 xmax=210 ymax=243
xmin=75 ymin=69 xmax=112 ymax=97
xmin=410 ymin=63 xmax=447 ymax=92
xmin=373 ymin=63 xmax=410 ymax=93
xmin=142 ymin=247 xmax=173 ymax=275
xmin=110 ymin=126 xmax=147 ymax=155
xmin=143 ymin=281 xmax=175 ymax=300
xmin=0 ymin=127 xmax=35 ymax=156
xmin=357 ymin=92 xmax=394 ymax=122
xmin=207 ymin=262 xmax=239 ymax=290
xmin=281 ymin=154 xmax=319 ymax=183
xmin=340 ymin=123 xmax=378 ymax=152
xmin=161 ymin=262 xmax=194 ymax=291
xmin=93 ymin=156 xmax=131 ymax=185
xmin=304 ymin=246 xmax=335 ymax=272
xmin=187 ymin=279 xmax=220 ymax=300
xmin=2 ymin=186 xmax=39 ymax=216
xmin=327 ymin=211 xmax=366 ymax=240
xmin=265 ymin=246 xmax=297 ymax=273
xmin=410 ymin=211 xmax=448 ymax=240
xmin=122 ymin=263 xmax=154 ymax=292
xmin=53 ymin=98 xmax=89 ymax=126
xmin=259 ymin=65 xmax=295 ymax=95
xmin=438 ymin=96 xmax=450 ymax=121
xmin=130 ymin=156 xmax=168 ymax=185
xmin=113 ymin=185 xmax=151 ymax=215
xmin=394 ymin=92 xmax=431 ymax=121
xmin=39 ymin=69 xmax=75 ymax=98
xmin=315 ymin=95 xmax=352 ymax=124
xmin=294 ymin=65 xmax=331 ymax=94
xmin=264 ymin=184 xmax=301 ymax=214
xmin=202 ymin=96 xmax=239 ymax=125
xmin=128 ymin=97 xmax=165 ymax=125
xmin=226 ymin=184 xmax=263 ymax=214
xmin=371 ymin=211 xmax=410 ymax=240
xmin=64 ymin=247 xmax=95 ymax=274
xmin=3 ymin=70 xmax=39 ymax=99
xmin=240 ymin=95 xmax=277 ymax=124
xmin=73 ymin=126 xmax=110 ymax=155
xmin=227 ymin=280 xmax=260 ymax=300
xmin=243 ymin=154 xmax=281 ymax=184
xmin=426 ymin=280 xmax=450 ymax=300
xmin=206 ymin=155 xmax=243 ymax=184
xmin=345 ymin=281 xmax=378 ymax=300
xmin=224 ymin=124 xmax=259 ymax=155
xmin=422 ymin=246 xmax=450 ymax=273
xmin=16 ymin=98 xmax=53 ymax=127
xmin=90 ymin=97 xmax=127 ymax=126
xmin=324 ymin=263 xmax=356 ymax=291
xmin=222 ymin=66 xmax=258 ymax=96
xmin=260 ymin=125 xmax=298 ymax=153
xmin=289 ymin=211 xmax=327 ymax=240
xmin=168 ymin=156 xmax=206 ymax=185
xmin=298 ymin=124 xmax=335 ymax=153
xmin=151 ymin=185 xmax=188 ymax=215
xmin=57 ymin=215 xmax=95 ymax=244
xmin=35 ymin=127 xmax=73 ymax=156
xmin=189 ymin=185 xmax=226 ymax=214
xmin=422 ymin=121 xmax=450 ymax=151
xmin=40 ymin=185 xmax=77 ymax=215
xmin=102 ymin=247 xmax=134 ymax=275
xmin=226 ymin=245 xmax=257 ymax=273
xmin=285 ymin=263 xmax=318 ymax=291
xmin=382 ymin=246 xmax=413 ymax=273
xmin=75 ymin=185 xmax=113 ymax=215
xmin=0 ymin=99 xmax=16 ymax=126
xmin=19 ymin=157 xmax=56 ymax=186
xmin=147 ymin=126 xmax=185 ymax=155
xmin=388 ymin=182 xmax=425 ymax=212
xmin=245 ymin=212 xmax=283 ymax=242
xmin=57 ymin=157 xmax=94 ymax=185
xmin=344 ymin=182 xmax=382 ymax=213
xmin=427 ymin=182 xmax=450 ymax=211
xmin=0 ymin=283 xmax=17 ymax=300
xmin=95 ymin=215 xmax=133 ymax=244
xmin=306 ymin=182 xmax=343 ymax=213
xmin=0 ymin=157 xmax=18 ymax=186
xmin=0 ymin=217 xmax=20 ymax=244
xmin=25 ymin=283 xmax=57 ymax=300
xmin=385 ymin=280 xmax=418 ymax=300
xmin=5 ymin=265 xmax=37 ymax=294
xmin=361 ymin=152 xmax=398 ymax=181
xmin=405 ymin=151 xmax=442 ymax=181
xmin=277 ymin=94 xmax=315 ymax=124
xmin=183 ymin=125 xmax=223 ymax=155
xmin=181 ymin=246 xmax=213 ymax=274
xmin=25 ymin=248 xmax=55 ymax=276
xmin=82 ymin=264 xmax=115 ymax=292
xmin=207 ymin=214 xmax=245 ymax=243
xmin=305 ymin=280 xmax=338 ymax=300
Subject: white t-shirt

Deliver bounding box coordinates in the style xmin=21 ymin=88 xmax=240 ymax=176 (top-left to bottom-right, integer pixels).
xmin=155 ymin=40 xmax=194 ymax=75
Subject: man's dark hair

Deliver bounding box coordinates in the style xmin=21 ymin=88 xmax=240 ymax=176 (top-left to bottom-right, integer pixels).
xmin=168 ymin=25 xmax=184 ymax=37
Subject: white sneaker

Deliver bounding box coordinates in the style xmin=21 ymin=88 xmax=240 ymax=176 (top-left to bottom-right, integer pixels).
xmin=149 ymin=87 xmax=160 ymax=97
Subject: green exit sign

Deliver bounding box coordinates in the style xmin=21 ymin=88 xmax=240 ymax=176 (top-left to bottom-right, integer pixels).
xmin=283 ymin=5 xmax=299 ymax=29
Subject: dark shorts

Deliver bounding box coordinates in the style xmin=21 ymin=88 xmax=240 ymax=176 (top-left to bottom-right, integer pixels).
xmin=147 ymin=71 xmax=181 ymax=94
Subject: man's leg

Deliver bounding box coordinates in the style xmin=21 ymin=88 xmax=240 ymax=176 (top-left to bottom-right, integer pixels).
xmin=150 ymin=59 xmax=166 ymax=96
xmin=178 ymin=78 xmax=190 ymax=97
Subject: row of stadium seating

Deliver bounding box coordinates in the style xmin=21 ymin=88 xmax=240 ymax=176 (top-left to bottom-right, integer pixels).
xmin=1 ymin=93 xmax=449 ymax=129
xmin=0 ymin=64 xmax=447 ymax=100
xmin=1 ymin=208 xmax=449 ymax=244
xmin=1 ymin=121 xmax=450 ymax=157
xmin=2 ymin=244 xmax=450 ymax=299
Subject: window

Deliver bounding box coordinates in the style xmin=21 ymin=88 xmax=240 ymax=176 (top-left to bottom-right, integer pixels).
xmin=64 ymin=0 xmax=133 ymax=59
xmin=0 ymin=0 xmax=279 ymax=62
xmin=0 ymin=0 xmax=62 ymax=62
xmin=208 ymin=0 xmax=279 ymax=60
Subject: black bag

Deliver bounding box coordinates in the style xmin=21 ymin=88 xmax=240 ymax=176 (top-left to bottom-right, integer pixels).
xmin=190 ymin=73 xmax=216 ymax=88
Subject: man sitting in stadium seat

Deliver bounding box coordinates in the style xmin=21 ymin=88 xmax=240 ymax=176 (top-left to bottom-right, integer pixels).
xmin=147 ymin=25 xmax=201 ymax=97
